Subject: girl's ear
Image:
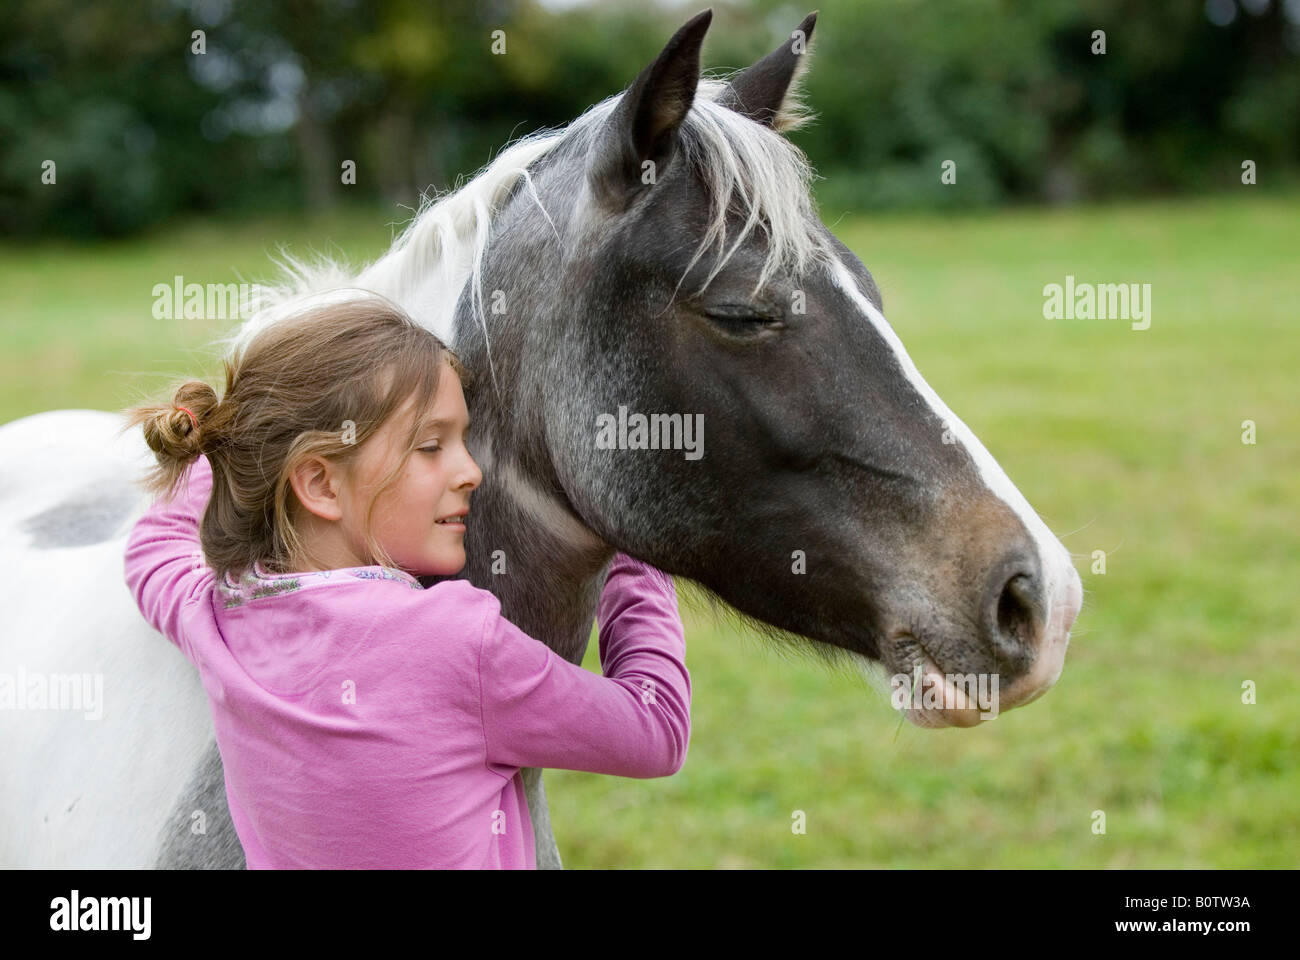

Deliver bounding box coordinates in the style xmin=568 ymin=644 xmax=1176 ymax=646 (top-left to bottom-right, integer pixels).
xmin=289 ymin=456 xmax=345 ymax=522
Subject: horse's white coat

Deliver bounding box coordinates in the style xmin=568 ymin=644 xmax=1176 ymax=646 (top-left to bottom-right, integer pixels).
xmin=0 ymin=411 xmax=215 ymax=867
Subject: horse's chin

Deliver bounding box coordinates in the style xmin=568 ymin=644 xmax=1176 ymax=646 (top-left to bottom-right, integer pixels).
xmin=892 ymin=647 xmax=995 ymax=729
xmin=868 ymin=634 xmax=1003 ymax=730
xmin=881 ymin=630 xmax=1070 ymax=729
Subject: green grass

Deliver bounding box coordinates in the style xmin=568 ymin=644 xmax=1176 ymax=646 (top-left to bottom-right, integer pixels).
xmin=3 ymin=194 xmax=1297 ymax=868
xmin=0 ymin=202 xmax=404 ymax=417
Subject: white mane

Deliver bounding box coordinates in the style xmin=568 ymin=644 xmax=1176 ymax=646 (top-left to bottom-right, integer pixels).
xmin=217 ymin=76 xmax=838 ymax=390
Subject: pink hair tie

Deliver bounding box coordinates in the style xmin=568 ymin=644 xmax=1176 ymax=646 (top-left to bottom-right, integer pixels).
xmin=175 ymin=405 xmax=199 ymax=431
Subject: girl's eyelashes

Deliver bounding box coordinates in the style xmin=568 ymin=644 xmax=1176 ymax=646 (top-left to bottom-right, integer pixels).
xmin=417 ymin=424 xmax=470 ymax=454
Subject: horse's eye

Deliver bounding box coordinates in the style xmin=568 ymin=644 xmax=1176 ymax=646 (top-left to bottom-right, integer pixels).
xmin=703 ymin=304 xmax=783 ymax=334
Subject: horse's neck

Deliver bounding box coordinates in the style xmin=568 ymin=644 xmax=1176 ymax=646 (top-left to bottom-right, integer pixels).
xmin=453 ymin=447 xmax=612 ymax=665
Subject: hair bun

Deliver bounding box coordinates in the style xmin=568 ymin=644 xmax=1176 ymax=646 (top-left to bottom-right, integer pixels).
xmin=149 ymin=380 xmax=219 ymax=463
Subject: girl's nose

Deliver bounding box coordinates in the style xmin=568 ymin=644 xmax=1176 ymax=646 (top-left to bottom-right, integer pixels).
xmin=463 ymin=454 xmax=483 ymax=489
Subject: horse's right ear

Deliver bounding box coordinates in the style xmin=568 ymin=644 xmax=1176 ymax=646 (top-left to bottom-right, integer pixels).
xmin=586 ymin=9 xmax=713 ymax=212
xmin=716 ymin=11 xmax=818 ymax=133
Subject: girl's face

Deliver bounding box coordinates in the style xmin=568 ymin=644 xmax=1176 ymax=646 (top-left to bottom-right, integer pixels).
xmin=339 ymin=363 xmax=482 ymax=577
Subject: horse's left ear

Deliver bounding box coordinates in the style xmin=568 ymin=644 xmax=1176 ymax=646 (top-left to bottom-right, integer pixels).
xmin=586 ymin=9 xmax=713 ymax=212
xmin=717 ymin=11 xmax=818 ymax=133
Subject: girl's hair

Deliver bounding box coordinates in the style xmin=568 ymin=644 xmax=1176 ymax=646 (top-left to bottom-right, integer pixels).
xmin=121 ymin=294 xmax=470 ymax=581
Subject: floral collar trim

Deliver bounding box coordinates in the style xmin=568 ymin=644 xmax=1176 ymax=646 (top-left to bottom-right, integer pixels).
xmin=217 ymin=559 xmax=424 ymax=609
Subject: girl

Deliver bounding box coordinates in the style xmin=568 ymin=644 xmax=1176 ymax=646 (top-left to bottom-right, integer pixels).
xmin=121 ymin=294 xmax=690 ymax=869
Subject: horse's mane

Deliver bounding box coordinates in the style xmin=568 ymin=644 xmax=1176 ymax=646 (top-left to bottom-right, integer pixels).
xmin=216 ymin=76 xmax=838 ymax=391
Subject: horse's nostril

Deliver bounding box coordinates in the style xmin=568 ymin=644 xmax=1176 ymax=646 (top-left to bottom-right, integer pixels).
xmin=996 ymin=573 xmax=1038 ymax=648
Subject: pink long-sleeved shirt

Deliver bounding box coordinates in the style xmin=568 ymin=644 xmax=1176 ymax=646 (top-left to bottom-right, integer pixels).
xmin=122 ymin=453 xmax=690 ymax=869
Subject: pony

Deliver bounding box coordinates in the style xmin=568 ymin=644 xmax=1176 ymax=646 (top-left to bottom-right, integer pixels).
xmin=0 ymin=9 xmax=1081 ymax=868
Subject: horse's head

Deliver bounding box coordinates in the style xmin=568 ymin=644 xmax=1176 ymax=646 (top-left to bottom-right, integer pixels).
xmin=466 ymin=9 xmax=1082 ymax=727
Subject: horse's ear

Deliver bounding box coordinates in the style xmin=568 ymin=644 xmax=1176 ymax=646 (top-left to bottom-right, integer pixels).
xmin=717 ymin=11 xmax=818 ymax=133
xmin=586 ymin=9 xmax=712 ymax=211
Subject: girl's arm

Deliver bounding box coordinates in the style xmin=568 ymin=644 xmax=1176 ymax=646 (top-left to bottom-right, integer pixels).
xmin=478 ymin=552 xmax=691 ymax=779
xmin=123 ymin=454 xmax=214 ymax=664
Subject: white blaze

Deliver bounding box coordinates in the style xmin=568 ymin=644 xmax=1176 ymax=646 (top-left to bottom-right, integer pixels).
xmin=824 ymin=256 xmax=1076 ymax=627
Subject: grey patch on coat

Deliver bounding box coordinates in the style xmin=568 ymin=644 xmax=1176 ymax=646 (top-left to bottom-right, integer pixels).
xmin=154 ymin=740 xmax=246 ymax=869
xmin=22 ymin=486 xmax=143 ymax=548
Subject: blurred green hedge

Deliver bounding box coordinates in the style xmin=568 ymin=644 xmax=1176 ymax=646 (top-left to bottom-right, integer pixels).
xmin=2 ymin=0 xmax=1297 ymax=238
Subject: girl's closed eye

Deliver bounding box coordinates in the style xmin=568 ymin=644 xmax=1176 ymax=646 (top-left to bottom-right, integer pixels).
xmin=421 ymin=426 xmax=469 ymax=453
